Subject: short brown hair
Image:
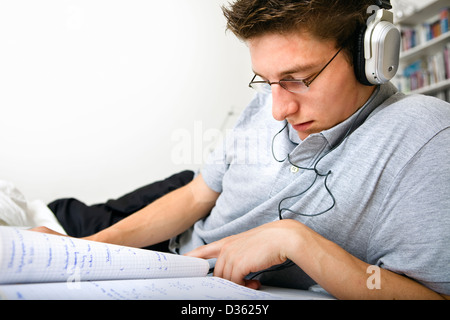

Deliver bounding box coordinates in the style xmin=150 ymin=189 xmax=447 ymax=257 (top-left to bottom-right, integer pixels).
xmin=222 ymin=0 xmax=376 ymax=62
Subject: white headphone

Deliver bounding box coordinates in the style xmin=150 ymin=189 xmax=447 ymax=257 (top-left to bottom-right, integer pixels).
xmin=354 ymin=2 xmax=401 ymax=86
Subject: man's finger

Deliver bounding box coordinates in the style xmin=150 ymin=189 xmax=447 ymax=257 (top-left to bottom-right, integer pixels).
xmin=185 ymin=241 xmax=222 ymax=259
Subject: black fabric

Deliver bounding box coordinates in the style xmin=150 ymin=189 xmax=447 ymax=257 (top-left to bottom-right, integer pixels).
xmin=48 ymin=170 xmax=195 ymax=251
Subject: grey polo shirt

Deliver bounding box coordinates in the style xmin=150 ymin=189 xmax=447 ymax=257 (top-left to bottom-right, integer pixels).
xmin=172 ymin=83 xmax=450 ymax=295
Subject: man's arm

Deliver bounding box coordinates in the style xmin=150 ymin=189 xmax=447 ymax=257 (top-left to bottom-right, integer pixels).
xmin=83 ymin=174 xmax=219 ymax=248
xmin=187 ymin=219 xmax=450 ymax=300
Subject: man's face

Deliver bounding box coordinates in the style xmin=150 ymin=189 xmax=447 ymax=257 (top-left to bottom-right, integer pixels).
xmin=247 ymin=31 xmax=375 ymax=140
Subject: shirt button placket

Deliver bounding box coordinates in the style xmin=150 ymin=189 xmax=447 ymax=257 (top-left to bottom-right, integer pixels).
xmin=290 ymin=165 xmax=300 ymax=174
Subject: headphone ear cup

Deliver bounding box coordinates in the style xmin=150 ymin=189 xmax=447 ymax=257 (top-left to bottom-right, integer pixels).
xmin=353 ymin=25 xmax=373 ymax=86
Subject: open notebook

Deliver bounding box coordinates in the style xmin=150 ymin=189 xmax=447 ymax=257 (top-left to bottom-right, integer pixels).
xmin=0 ymin=227 xmax=332 ymax=300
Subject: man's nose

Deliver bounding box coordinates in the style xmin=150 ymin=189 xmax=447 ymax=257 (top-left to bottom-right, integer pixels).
xmin=271 ymin=85 xmax=299 ymax=121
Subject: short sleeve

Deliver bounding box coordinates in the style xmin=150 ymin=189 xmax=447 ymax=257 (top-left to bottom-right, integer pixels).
xmin=368 ymin=128 xmax=450 ymax=295
xmin=200 ymin=92 xmax=269 ymax=194
xmin=201 ymin=137 xmax=229 ymax=193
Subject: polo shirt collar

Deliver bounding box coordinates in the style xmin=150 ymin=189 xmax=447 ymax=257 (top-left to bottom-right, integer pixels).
xmin=287 ymin=83 xmax=397 ymax=148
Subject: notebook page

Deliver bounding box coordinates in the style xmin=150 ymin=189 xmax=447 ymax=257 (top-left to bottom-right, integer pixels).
xmin=0 ymin=227 xmax=209 ymax=285
xmin=0 ymin=277 xmax=280 ymax=300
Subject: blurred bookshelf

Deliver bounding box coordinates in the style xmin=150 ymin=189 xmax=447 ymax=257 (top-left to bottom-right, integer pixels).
xmin=393 ymin=0 xmax=450 ymax=102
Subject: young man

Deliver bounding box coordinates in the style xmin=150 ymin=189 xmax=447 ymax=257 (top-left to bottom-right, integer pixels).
xmin=38 ymin=0 xmax=450 ymax=299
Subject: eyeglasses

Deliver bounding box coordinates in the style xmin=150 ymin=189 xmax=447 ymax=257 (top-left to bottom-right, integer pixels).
xmin=249 ymin=48 xmax=343 ymax=94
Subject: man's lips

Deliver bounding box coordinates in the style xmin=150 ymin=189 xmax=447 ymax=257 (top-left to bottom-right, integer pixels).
xmin=292 ymin=121 xmax=313 ymax=132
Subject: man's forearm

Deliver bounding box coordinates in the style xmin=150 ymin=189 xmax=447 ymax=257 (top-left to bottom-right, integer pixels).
xmin=85 ymin=175 xmax=218 ymax=248
xmin=288 ymin=221 xmax=448 ymax=300
xmin=187 ymin=217 xmax=449 ymax=300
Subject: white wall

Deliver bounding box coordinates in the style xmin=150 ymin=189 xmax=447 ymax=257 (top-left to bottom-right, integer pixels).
xmin=0 ymin=0 xmax=254 ymax=204
xmin=392 ymin=0 xmax=436 ymax=19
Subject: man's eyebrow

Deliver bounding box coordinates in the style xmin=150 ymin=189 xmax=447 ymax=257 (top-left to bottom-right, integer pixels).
xmin=280 ymin=64 xmax=318 ymax=77
xmin=253 ymin=63 xmax=319 ymax=79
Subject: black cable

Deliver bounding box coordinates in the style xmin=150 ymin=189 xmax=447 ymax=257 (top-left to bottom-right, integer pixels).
xmin=272 ymin=86 xmax=380 ymax=219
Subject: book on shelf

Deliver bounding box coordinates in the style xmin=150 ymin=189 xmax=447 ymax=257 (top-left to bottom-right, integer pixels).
xmin=0 ymin=226 xmax=331 ymax=300
xmin=401 ymin=6 xmax=449 ymax=51
xmin=397 ymin=42 xmax=450 ymax=93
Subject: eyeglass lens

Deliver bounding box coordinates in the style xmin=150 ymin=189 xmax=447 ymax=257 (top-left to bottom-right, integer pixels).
xmin=250 ymin=79 xmax=309 ymax=94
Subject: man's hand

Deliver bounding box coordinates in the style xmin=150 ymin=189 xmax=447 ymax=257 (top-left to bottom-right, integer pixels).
xmin=186 ymin=220 xmax=301 ymax=289
xmin=187 ymin=219 xmax=450 ymax=300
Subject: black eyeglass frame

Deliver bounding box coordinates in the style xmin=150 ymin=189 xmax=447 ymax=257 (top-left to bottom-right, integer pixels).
xmin=249 ymin=47 xmax=343 ymax=94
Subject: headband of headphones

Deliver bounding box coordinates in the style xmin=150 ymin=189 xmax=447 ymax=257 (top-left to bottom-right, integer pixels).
xmin=375 ymin=0 xmax=392 ymax=10
xmin=353 ymin=0 xmax=400 ymax=86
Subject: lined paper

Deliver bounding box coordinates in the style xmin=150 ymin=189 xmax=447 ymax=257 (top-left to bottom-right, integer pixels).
xmin=0 ymin=277 xmax=279 ymax=300
xmin=0 ymin=227 xmax=209 ymax=285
